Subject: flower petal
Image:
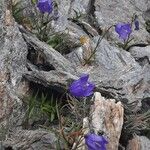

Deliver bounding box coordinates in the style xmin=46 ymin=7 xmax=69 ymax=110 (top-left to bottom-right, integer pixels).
xmin=82 ymin=83 xmax=95 ymax=97
xmin=69 ymin=74 xmax=94 ymax=97
xmin=115 ymin=23 xmax=132 ymax=40
xmin=85 ymin=134 xmax=108 ymax=150
xmin=134 ymin=20 xmax=139 ymax=30
xmin=79 ymin=74 xmax=89 ymax=83
xmin=115 ymin=23 xmax=124 ymax=33
xmin=37 ymin=0 xmax=53 ymax=14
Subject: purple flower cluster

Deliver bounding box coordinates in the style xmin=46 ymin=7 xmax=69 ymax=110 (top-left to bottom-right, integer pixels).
xmin=85 ymin=133 xmax=108 ymax=150
xmin=69 ymin=74 xmax=95 ymax=97
xmin=37 ymin=0 xmax=53 ymax=14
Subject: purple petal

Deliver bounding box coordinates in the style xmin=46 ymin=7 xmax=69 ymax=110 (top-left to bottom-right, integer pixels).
xmin=115 ymin=23 xmax=132 ymax=40
xmin=79 ymin=74 xmax=89 ymax=83
xmin=82 ymin=83 xmax=95 ymax=97
xmin=119 ymin=31 xmax=129 ymax=40
xmin=37 ymin=0 xmax=53 ymax=14
xmin=69 ymin=74 xmax=95 ymax=97
xmin=85 ymin=134 xmax=108 ymax=150
xmin=115 ymin=23 xmax=124 ymax=33
xmin=85 ymin=134 xmax=107 ymax=143
xmin=69 ymin=80 xmax=83 ymax=97
xmin=134 ymin=20 xmax=139 ymax=30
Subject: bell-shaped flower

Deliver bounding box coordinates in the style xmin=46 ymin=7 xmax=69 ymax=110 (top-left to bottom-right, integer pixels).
xmin=85 ymin=133 xmax=108 ymax=150
xmin=115 ymin=23 xmax=132 ymax=40
xmin=37 ymin=0 xmax=53 ymax=14
xmin=69 ymin=74 xmax=95 ymax=97
xmin=134 ymin=20 xmax=139 ymax=30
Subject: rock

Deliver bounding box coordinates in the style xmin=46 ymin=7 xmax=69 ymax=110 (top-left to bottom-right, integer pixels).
xmin=68 ymin=0 xmax=91 ymax=18
xmin=1 ymin=129 xmax=58 ymax=150
xmin=0 ymin=0 xmax=150 ymax=149
xmin=143 ymin=8 xmax=150 ymax=22
xmin=51 ymin=0 xmax=71 ymax=32
xmin=0 ymin=0 xmax=28 ymax=131
xmin=91 ymin=92 xmax=124 ymax=150
xmin=129 ymin=45 xmax=150 ymax=66
xmin=0 ymin=0 xmax=76 ymax=141
xmin=23 ymin=31 xmax=76 ymax=74
xmin=65 ymin=47 xmax=83 ymax=66
xmin=64 ymin=21 xmax=88 ymax=47
xmin=126 ymin=135 xmax=150 ymax=150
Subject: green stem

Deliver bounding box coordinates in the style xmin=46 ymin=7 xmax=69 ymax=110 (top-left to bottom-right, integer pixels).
xmin=83 ymin=97 xmax=87 ymax=118
xmin=83 ymin=25 xmax=115 ymax=66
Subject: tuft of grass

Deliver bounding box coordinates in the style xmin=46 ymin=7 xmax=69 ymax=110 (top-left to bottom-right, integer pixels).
xmin=46 ymin=32 xmax=74 ymax=55
xmin=12 ymin=0 xmax=26 ymax=24
xmin=119 ymin=102 xmax=150 ymax=147
xmin=52 ymin=95 xmax=92 ymax=149
xmin=124 ymin=110 xmax=150 ymax=135
xmin=40 ymin=94 xmax=58 ymax=122
xmin=23 ymin=92 xmax=60 ymax=129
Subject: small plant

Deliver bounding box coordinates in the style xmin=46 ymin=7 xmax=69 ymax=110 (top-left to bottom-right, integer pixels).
xmin=46 ymin=32 xmax=71 ymax=54
xmin=124 ymin=110 xmax=150 ymax=135
xmin=119 ymin=102 xmax=150 ymax=147
xmin=30 ymin=0 xmax=59 ymax=41
xmin=12 ymin=0 xmax=59 ymax=42
xmin=80 ymin=14 xmax=140 ymax=65
xmin=55 ymin=114 xmax=84 ymax=149
xmin=80 ymin=26 xmax=114 ymax=65
xmin=24 ymin=92 xmax=59 ymax=128
xmin=12 ymin=0 xmax=27 ymax=24
xmin=52 ymin=74 xmax=96 ymax=149
xmin=115 ymin=14 xmax=140 ymax=50
xmin=40 ymin=94 xmax=58 ymax=122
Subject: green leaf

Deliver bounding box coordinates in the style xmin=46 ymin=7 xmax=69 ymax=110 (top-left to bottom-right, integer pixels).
xmin=50 ymin=113 xmax=55 ymax=122
xmin=31 ymin=0 xmax=37 ymax=4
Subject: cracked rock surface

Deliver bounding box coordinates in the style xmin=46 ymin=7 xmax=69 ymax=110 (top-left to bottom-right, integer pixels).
xmin=0 ymin=0 xmax=150 ymax=149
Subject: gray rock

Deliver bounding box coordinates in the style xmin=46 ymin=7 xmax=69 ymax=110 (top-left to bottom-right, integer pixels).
xmin=0 ymin=0 xmax=150 ymax=149
xmin=0 ymin=0 xmax=27 ymax=131
xmin=23 ymin=31 xmax=76 ymax=74
xmin=127 ymin=135 xmax=150 ymax=150
xmin=143 ymin=8 xmax=150 ymax=22
xmin=68 ymin=0 xmax=91 ymax=18
xmin=52 ymin=0 xmax=71 ymax=32
xmin=129 ymin=45 xmax=150 ymax=65
xmin=1 ymin=129 xmax=58 ymax=150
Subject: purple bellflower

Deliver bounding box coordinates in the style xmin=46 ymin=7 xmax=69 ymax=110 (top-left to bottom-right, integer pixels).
xmin=134 ymin=15 xmax=139 ymax=30
xmin=85 ymin=133 xmax=108 ymax=150
xmin=37 ymin=0 xmax=53 ymax=14
xmin=69 ymin=74 xmax=95 ymax=97
xmin=134 ymin=20 xmax=139 ymax=30
xmin=115 ymin=23 xmax=132 ymax=40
